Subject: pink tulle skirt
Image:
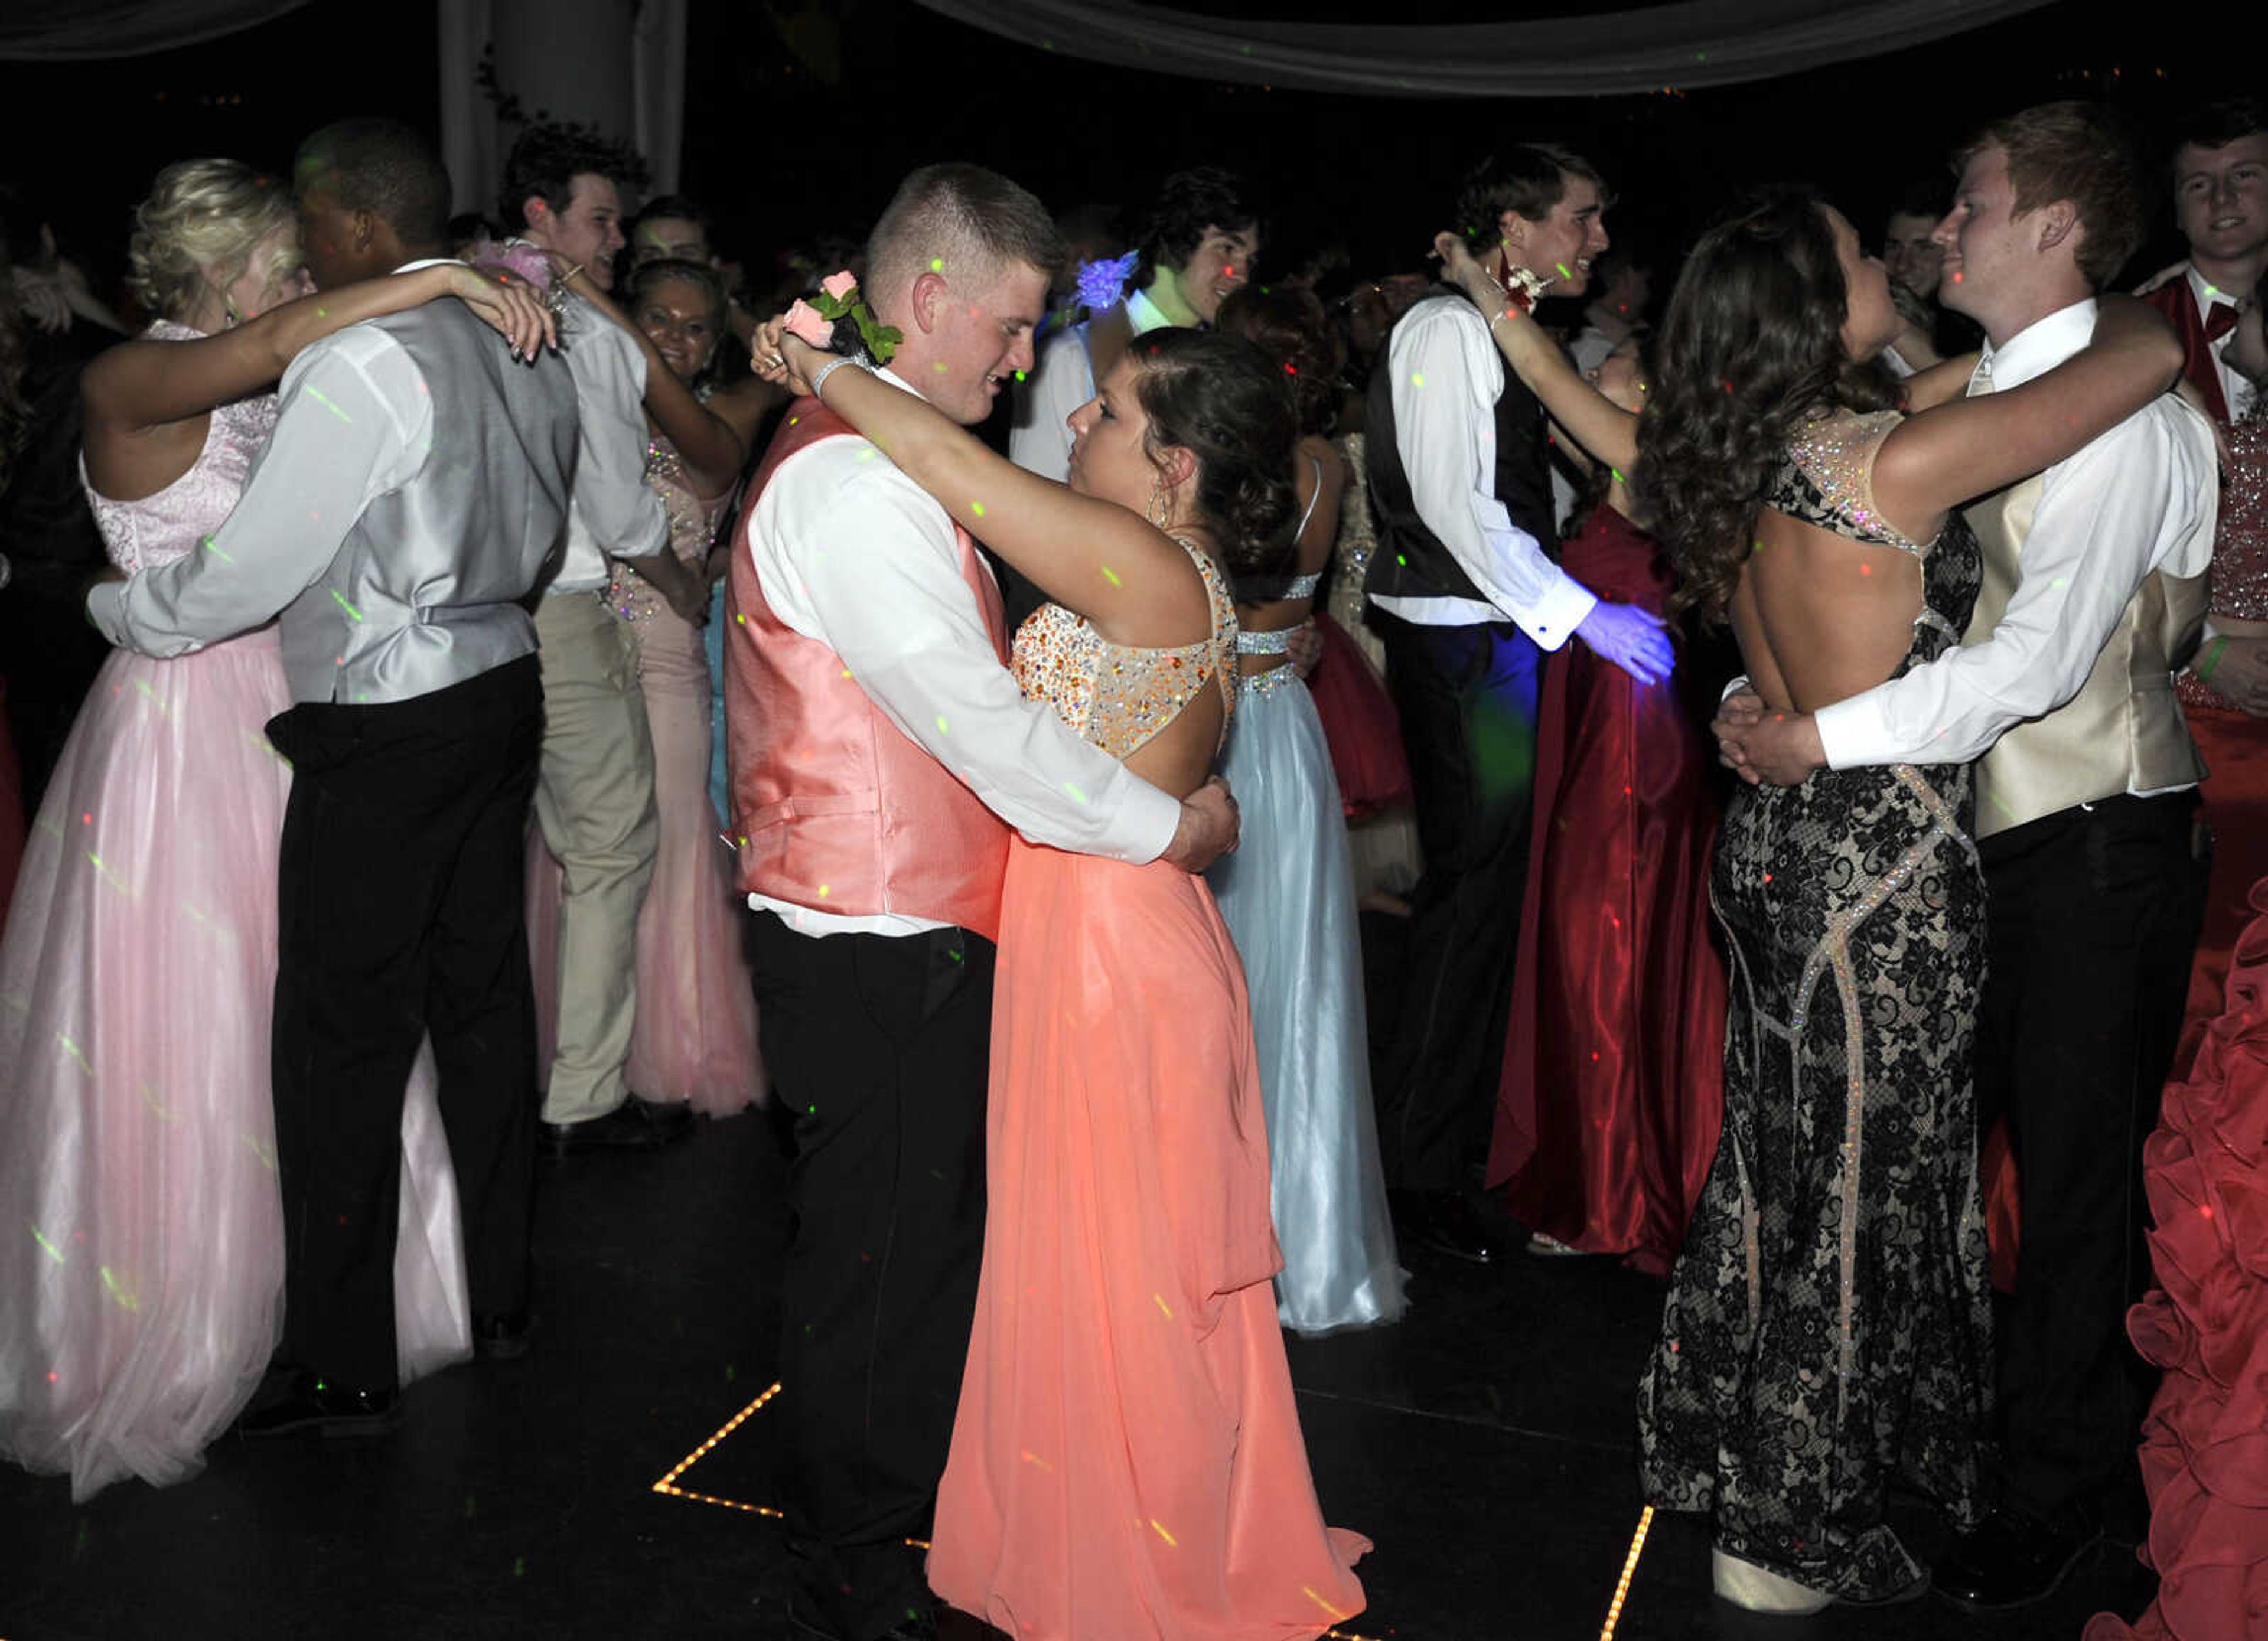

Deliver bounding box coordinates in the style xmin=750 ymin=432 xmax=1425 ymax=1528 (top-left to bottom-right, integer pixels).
xmin=0 ymin=634 xmax=467 ymax=1500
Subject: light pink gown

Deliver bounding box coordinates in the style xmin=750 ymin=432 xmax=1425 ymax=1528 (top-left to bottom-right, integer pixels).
xmin=528 ymin=432 xmax=761 ymax=1114
xmin=0 ymin=324 xmax=470 ymax=1501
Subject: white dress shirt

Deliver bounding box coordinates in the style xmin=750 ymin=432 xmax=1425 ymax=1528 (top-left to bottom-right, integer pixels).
xmin=1368 ymin=295 xmax=1597 ymax=647
xmin=2186 ymin=265 xmax=2257 ymax=422
xmin=748 ymin=367 xmax=1182 ymax=937
xmin=549 ymin=290 xmax=668 ymax=591
xmin=1814 ymin=298 xmax=2219 ymax=774
xmin=1008 ymin=288 xmax=1175 ymax=484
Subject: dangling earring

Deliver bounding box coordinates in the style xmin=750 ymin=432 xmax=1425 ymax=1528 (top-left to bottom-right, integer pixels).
xmin=1147 ymin=475 xmax=1169 ymax=531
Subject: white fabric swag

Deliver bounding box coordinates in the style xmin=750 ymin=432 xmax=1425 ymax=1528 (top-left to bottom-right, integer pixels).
xmin=910 ymin=0 xmax=2059 ymax=97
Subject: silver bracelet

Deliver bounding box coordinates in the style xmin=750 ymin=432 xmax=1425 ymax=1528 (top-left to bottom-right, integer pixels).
xmin=810 ymin=354 xmax=865 ymax=400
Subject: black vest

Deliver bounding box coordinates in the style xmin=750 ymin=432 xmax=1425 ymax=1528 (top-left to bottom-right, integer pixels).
xmin=1364 ymin=287 xmax=1555 ymax=608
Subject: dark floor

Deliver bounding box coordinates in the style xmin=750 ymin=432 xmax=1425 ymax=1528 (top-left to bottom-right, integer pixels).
xmin=0 ymin=1101 xmax=2153 ymax=1641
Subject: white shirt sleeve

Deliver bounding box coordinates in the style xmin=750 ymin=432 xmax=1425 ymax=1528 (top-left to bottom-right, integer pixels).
xmin=562 ymin=306 xmax=670 ymax=560
xmin=1007 ymin=325 xmax=1090 ymax=484
xmin=88 ymin=331 xmax=422 ymax=654
xmin=1814 ymin=402 xmax=2218 ymax=769
xmin=1390 ymin=300 xmax=1598 ymax=648
xmin=755 ymin=441 xmax=1181 ymax=863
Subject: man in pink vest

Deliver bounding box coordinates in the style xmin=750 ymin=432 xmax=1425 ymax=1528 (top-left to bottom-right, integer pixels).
xmin=725 ymin=163 xmax=1239 ymax=1641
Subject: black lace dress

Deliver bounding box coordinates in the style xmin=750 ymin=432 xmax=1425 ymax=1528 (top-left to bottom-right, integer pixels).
xmin=1636 ymin=409 xmax=1995 ymax=1600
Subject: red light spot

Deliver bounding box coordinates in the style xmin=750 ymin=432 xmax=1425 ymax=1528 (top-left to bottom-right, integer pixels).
xmin=82 ymin=812 xmax=92 ymax=825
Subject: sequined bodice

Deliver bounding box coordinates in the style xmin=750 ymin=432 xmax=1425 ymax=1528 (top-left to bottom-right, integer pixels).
xmin=608 ymin=431 xmax=727 ymax=625
xmin=1010 ymin=536 xmax=1239 ymax=758
xmin=1763 ymin=407 xmax=1935 ymax=557
xmin=1765 ymin=407 xmax=1977 ymax=671
xmin=80 ymin=320 xmax=281 ymax=575
xmin=1326 ymin=431 xmax=1376 ymax=637
xmin=2209 ymin=409 xmax=2268 ymax=622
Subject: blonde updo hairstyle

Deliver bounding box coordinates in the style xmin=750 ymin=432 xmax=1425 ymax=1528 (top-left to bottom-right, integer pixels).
xmin=126 ymin=159 xmax=298 ymax=322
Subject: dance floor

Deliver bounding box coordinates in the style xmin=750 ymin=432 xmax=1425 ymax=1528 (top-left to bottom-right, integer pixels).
xmin=0 ymin=1094 xmax=2152 ymax=1640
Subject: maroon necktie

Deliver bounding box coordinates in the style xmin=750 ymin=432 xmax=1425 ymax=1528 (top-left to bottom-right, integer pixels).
xmin=2205 ymin=300 xmax=2240 ymax=342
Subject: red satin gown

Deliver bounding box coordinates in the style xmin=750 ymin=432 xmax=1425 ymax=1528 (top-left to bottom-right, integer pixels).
xmin=1486 ymin=503 xmax=1726 ymax=1274
xmin=2084 ymin=873 xmax=2268 ymax=1640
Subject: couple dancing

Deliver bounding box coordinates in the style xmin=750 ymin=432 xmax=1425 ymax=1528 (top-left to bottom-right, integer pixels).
xmin=1 ymin=120 xmax=577 ymax=1493
xmin=1482 ymin=103 xmax=2204 ymax=1610
xmin=727 ymin=164 xmax=1365 ymax=1640
xmin=1434 ymin=106 xmax=2209 ymax=1607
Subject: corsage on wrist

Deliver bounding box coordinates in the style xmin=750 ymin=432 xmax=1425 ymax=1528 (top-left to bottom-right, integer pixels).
xmin=470 ymin=239 xmax=573 ymax=320
xmin=1498 ymin=260 xmax=1550 ymax=317
xmin=783 ymin=270 xmax=902 ymax=367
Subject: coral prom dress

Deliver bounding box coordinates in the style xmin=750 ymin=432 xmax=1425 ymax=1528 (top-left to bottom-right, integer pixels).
xmin=928 ymin=539 xmax=1368 ymax=1639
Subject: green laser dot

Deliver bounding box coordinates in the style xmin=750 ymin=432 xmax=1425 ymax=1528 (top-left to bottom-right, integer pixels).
xmin=1102 ymin=566 xmax=1122 ymax=587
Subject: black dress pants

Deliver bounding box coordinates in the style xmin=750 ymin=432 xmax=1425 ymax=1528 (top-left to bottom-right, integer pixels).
xmin=1371 ymin=611 xmax=1542 ymax=1190
xmin=750 ymin=912 xmax=993 ymax=1640
xmin=266 ymin=657 xmax=543 ymax=1391
xmin=1977 ymin=791 xmax=2207 ymax=1532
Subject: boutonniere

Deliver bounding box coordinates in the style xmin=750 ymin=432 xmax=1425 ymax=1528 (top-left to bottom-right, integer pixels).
xmin=783 ymin=270 xmax=902 ymax=366
xmin=1075 ymin=250 xmax=1142 ymax=317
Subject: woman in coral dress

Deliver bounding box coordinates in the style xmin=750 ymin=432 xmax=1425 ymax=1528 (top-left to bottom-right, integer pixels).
xmin=526 ymin=257 xmax=764 ymax=1114
xmin=761 ymin=315 xmax=1367 ymax=1637
xmin=0 ymin=161 xmax=550 ymax=1496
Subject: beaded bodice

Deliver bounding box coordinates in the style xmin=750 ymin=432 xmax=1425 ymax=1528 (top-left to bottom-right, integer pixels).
xmin=608 ymin=431 xmax=727 ymax=625
xmin=1762 ymin=408 xmax=1935 ymax=559
xmin=1763 ymin=407 xmax=1977 ymax=673
xmin=1327 ymin=431 xmax=1376 ymax=637
xmin=2181 ymin=407 xmax=2268 ymax=710
xmin=1010 ymin=536 xmax=1238 ymax=758
xmin=80 ymin=320 xmax=280 ymax=575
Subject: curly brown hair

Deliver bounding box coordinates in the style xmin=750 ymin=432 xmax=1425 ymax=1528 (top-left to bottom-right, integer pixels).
xmin=1634 ymin=188 xmax=1901 ymax=626
xmin=1213 ymin=285 xmax=1344 ymax=437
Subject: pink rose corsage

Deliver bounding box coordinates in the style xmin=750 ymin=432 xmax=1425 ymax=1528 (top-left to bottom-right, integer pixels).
xmin=783 ymin=269 xmax=902 ymax=366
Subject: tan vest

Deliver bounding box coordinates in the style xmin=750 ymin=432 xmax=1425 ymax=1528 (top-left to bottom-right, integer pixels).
xmin=1961 ymin=474 xmax=2207 ymax=838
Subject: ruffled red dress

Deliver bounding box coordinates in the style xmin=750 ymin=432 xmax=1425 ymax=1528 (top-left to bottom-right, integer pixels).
xmin=2086 ymin=873 xmax=2268 ymax=1640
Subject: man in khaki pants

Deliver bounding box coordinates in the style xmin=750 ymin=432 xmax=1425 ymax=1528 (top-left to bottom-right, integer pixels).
xmin=504 ymin=124 xmax=692 ymax=1156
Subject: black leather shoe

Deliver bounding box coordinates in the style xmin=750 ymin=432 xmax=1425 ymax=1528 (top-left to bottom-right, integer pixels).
xmin=236 ymin=1367 xmax=400 ymax=1439
xmin=471 ymin=1309 xmax=531 ymax=1361
xmin=1936 ymin=1511 xmax=2102 ymax=1610
xmin=1389 ymin=1187 xmax=1504 ymax=1264
xmin=540 ymin=1098 xmax=694 ymax=1157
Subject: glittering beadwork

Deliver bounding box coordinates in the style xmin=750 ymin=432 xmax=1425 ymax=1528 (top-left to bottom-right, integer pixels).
xmin=1638 ymin=416 xmax=1991 ymax=1604
xmin=1011 ymin=537 xmax=1238 ymax=758
xmin=1240 ymin=569 xmax=1322 ymax=603
xmin=1327 ymin=433 xmax=1377 ymax=638
xmin=1236 ymin=665 xmax=1304 ymax=702
xmin=607 ymin=433 xmax=724 ymax=626
xmin=2182 ymin=407 xmax=2268 ymax=710
xmin=1234 ymin=626 xmax=1295 ymax=655
xmin=1763 ymin=408 xmax=1935 ymax=559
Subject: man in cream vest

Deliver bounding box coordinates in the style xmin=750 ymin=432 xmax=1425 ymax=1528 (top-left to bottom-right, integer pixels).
xmin=1718 ymin=103 xmax=2218 ymax=1609
xmin=87 ymin=120 xmax=579 ymax=1434
xmin=725 ymin=164 xmax=1237 ymax=1641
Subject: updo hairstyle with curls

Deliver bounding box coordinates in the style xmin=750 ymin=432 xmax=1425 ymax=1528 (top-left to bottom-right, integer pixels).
xmin=623 ymin=256 xmax=731 ymax=383
xmin=1214 ymin=285 xmax=1345 ymax=438
xmin=1634 ymin=185 xmax=1901 ymax=626
xmin=126 ymin=159 xmax=298 ymax=323
xmin=1125 ymin=328 xmax=1301 ymax=579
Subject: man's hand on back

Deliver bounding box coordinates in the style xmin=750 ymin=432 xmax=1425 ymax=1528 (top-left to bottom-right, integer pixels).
xmin=1161 ymin=776 xmax=1240 ymax=873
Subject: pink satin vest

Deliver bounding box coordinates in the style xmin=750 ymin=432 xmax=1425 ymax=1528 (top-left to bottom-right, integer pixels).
xmin=724 ymin=400 xmax=1011 ymax=940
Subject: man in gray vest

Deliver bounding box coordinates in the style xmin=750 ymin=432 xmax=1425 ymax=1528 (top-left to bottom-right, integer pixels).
xmin=1716 ymin=102 xmax=2218 ymax=1607
xmin=86 ymin=119 xmax=581 ymax=1434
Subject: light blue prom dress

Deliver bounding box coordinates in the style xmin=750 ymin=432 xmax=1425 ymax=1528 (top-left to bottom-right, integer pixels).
xmin=1207 ymin=544 xmax=1406 ymax=1335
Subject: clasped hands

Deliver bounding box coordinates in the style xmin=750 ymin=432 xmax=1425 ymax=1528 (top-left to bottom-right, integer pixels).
xmin=1713 ymin=689 xmax=1826 ymax=787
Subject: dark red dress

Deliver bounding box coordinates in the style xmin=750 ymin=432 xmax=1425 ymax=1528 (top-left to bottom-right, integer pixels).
xmin=2086 ymin=875 xmax=2268 ymax=1640
xmin=1486 ymin=503 xmax=1726 ymax=1275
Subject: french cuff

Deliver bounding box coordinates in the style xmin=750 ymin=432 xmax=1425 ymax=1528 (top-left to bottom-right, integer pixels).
xmin=1813 ymin=693 xmax=1900 ymax=772
xmin=84 ymin=579 xmax=126 ymax=644
xmin=1099 ymin=772 xmax=1183 ymax=865
xmin=1513 ymin=576 xmax=1598 ymax=653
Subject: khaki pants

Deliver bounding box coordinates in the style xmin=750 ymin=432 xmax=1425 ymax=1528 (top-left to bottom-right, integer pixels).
xmin=532 ymin=592 xmax=659 ymax=1124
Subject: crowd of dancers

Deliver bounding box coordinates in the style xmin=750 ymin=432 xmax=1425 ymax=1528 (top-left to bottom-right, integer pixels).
xmin=0 ymin=84 xmax=2263 ymax=1640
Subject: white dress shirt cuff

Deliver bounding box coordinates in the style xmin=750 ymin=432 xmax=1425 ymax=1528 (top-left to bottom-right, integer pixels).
xmin=1089 ymin=772 xmax=1181 ymax=864
xmin=1814 ymin=692 xmax=1901 ymax=772
xmin=84 ymin=580 xmax=126 ymax=646
xmin=1521 ymin=576 xmax=1599 ymax=652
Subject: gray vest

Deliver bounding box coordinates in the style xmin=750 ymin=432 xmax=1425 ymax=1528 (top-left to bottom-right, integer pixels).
xmin=277 ymin=302 xmax=578 ymax=704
